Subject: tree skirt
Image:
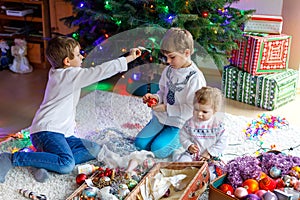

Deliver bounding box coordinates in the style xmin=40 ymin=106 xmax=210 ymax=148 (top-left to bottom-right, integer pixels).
xmin=0 ymin=90 xmax=299 ymax=200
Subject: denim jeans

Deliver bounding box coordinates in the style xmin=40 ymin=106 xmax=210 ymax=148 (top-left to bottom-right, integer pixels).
xmin=12 ymin=131 xmax=100 ymax=174
xmin=134 ymin=115 xmax=181 ymax=158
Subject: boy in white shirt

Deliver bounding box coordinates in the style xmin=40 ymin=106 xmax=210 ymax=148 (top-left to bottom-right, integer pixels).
xmin=134 ymin=28 xmax=206 ymax=158
xmin=0 ymin=36 xmax=141 ymax=183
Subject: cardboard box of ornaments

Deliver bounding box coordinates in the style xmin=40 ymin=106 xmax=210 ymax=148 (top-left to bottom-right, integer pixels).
xmin=67 ymin=161 xmax=210 ymax=200
xmin=209 ymin=174 xmax=300 ymax=200
xmin=208 ymin=151 xmax=300 ymax=200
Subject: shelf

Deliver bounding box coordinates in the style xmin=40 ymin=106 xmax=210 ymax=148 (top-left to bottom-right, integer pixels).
xmin=0 ymin=14 xmax=42 ymax=22
xmin=0 ymin=0 xmax=51 ymax=69
xmin=0 ymin=0 xmax=43 ymax=4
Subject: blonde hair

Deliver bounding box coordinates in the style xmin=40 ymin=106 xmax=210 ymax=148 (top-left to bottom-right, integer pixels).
xmin=194 ymin=86 xmax=223 ymax=112
xmin=160 ymin=27 xmax=194 ymax=55
xmin=46 ymin=36 xmax=80 ymax=69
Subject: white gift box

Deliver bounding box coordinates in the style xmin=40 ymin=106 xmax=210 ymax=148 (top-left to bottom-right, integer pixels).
xmin=244 ymin=14 xmax=283 ymax=34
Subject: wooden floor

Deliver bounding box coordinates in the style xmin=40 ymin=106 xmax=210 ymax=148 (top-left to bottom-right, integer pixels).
xmin=0 ymin=67 xmax=299 ymax=137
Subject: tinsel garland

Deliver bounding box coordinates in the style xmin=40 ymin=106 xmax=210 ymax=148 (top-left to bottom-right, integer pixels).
xmin=224 ymin=152 xmax=300 ymax=189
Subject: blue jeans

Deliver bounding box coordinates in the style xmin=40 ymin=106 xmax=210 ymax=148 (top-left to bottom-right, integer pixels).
xmin=134 ymin=115 xmax=181 ymax=158
xmin=12 ymin=131 xmax=100 ymax=174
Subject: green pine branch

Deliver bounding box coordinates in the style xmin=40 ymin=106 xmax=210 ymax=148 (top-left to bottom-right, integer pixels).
xmin=62 ymin=0 xmax=255 ymax=69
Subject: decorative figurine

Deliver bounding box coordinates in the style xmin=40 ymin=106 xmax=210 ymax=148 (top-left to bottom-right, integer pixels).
xmin=9 ymin=38 xmax=32 ymax=73
xmin=0 ymin=39 xmax=11 ymax=70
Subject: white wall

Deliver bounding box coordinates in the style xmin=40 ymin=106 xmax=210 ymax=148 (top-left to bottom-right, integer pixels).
xmin=282 ymin=0 xmax=300 ymax=71
xmin=231 ymin=0 xmax=282 ymax=15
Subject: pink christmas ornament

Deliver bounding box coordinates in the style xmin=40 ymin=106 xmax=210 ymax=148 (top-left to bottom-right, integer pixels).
xmin=234 ymin=187 xmax=248 ymax=198
xmin=255 ymin=190 xmax=267 ymax=198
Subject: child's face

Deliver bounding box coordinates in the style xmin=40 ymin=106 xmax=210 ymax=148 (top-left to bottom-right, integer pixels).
xmin=164 ymin=51 xmax=191 ymax=69
xmin=193 ymin=102 xmax=214 ymax=122
xmin=68 ymin=46 xmax=84 ymax=68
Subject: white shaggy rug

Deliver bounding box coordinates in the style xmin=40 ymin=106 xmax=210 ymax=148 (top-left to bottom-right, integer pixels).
xmin=0 ymin=90 xmax=299 ymax=200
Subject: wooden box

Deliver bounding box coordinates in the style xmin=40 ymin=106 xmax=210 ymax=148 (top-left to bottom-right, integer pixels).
xmin=27 ymin=43 xmax=43 ymax=64
xmin=67 ymin=162 xmax=209 ymax=200
xmin=126 ymin=161 xmax=209 ymax=200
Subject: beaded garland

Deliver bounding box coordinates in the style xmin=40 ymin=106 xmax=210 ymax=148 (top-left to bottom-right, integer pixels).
xmin=243 ymin=114 xmax=289 ymax=141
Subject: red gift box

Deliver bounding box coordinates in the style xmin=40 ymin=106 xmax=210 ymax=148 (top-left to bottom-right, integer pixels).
xmin=230 ymin=34 xmax=292 ymax=76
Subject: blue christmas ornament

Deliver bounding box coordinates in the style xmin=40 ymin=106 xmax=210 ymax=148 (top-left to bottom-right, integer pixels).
xmin=269 ymin=166 xmax=281 ymax=178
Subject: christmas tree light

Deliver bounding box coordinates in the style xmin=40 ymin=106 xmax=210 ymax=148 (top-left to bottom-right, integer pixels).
xmin=62 ymin=0 xmax=255 ymax=69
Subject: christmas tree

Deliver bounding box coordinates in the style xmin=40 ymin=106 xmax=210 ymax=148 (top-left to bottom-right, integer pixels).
xmin=62 ymin=0 xmax=255 ymax=69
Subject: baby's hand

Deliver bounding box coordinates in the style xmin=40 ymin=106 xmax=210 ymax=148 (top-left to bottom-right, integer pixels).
xmin=126 ymin=48 xmax=142 ymax=63
xmin=188 ymin=144 xmax=199 ymax=154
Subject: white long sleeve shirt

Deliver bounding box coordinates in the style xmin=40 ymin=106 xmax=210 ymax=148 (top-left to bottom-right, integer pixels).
xmin=180 ymin=115 xmax=227 ymax=157
xmin=30 ymin=57 xmax=128 ymax=136
xmin=153 ymin=62 xmax=206 ymax=128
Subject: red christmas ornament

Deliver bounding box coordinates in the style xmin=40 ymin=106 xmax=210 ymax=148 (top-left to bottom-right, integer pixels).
xmin=76 ymin=173 xmax=87 ymax=185
xmin=242 ymin=179 xmax=259 ymax=194
xmin=215 ymin=166 xmax=223 ymax=176
xmin=202 ymin=11 xmax=209 ymax=18
xmin=275 ymin=178 xmax=285 ymax=189
xmin=219 ymin=183 xmax=234 ymax=195
xmin=259 ymin=176 xmax=277 ymax=191
xmin=146 ymin=98 xmax=158 ymax=107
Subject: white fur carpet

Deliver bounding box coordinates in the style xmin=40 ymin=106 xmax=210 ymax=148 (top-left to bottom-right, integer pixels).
xmin=0 ymin=90 xmax=299 ymax=200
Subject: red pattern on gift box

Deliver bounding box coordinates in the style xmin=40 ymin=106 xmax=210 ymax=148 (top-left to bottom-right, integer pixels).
xmin=230 ymin=34 xmax=291 ymax=76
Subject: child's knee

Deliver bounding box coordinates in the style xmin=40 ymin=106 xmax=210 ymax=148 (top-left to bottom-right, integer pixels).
xmin=151 ymin=141 xmax=180 ymax=159
xmin=57 ymin=159 xmax=75 ymax=174
xmin=87 ymin=143 xmax=101 ymax=158
xmin=134 ymin=138 xmax=149 ymax=151
xmin=151 ymin=144 xmax=173 ymax=158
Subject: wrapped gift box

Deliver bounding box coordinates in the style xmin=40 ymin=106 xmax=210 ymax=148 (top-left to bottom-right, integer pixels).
xmin=230 ymin=34 xmax=292 ymax=76
xmin=244 ymin=15 xmax=283 ymax=34
xmin=223 ymin=66 xmax=298 ymax=110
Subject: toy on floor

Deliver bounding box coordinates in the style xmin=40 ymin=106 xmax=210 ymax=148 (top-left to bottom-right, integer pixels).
xmin=9 ymin=38 xmax=32 ymax=74
xmin=18 ymin=189 xmax=47 ymax=200
xmin=0 ymin=39 xmax=11 ymax=70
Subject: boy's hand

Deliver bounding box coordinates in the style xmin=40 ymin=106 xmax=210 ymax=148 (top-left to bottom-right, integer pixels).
xmin=126 ymin=48 xmax=142 ymax=63
xmin=142 ymin=93 xmax=157 ymax=104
